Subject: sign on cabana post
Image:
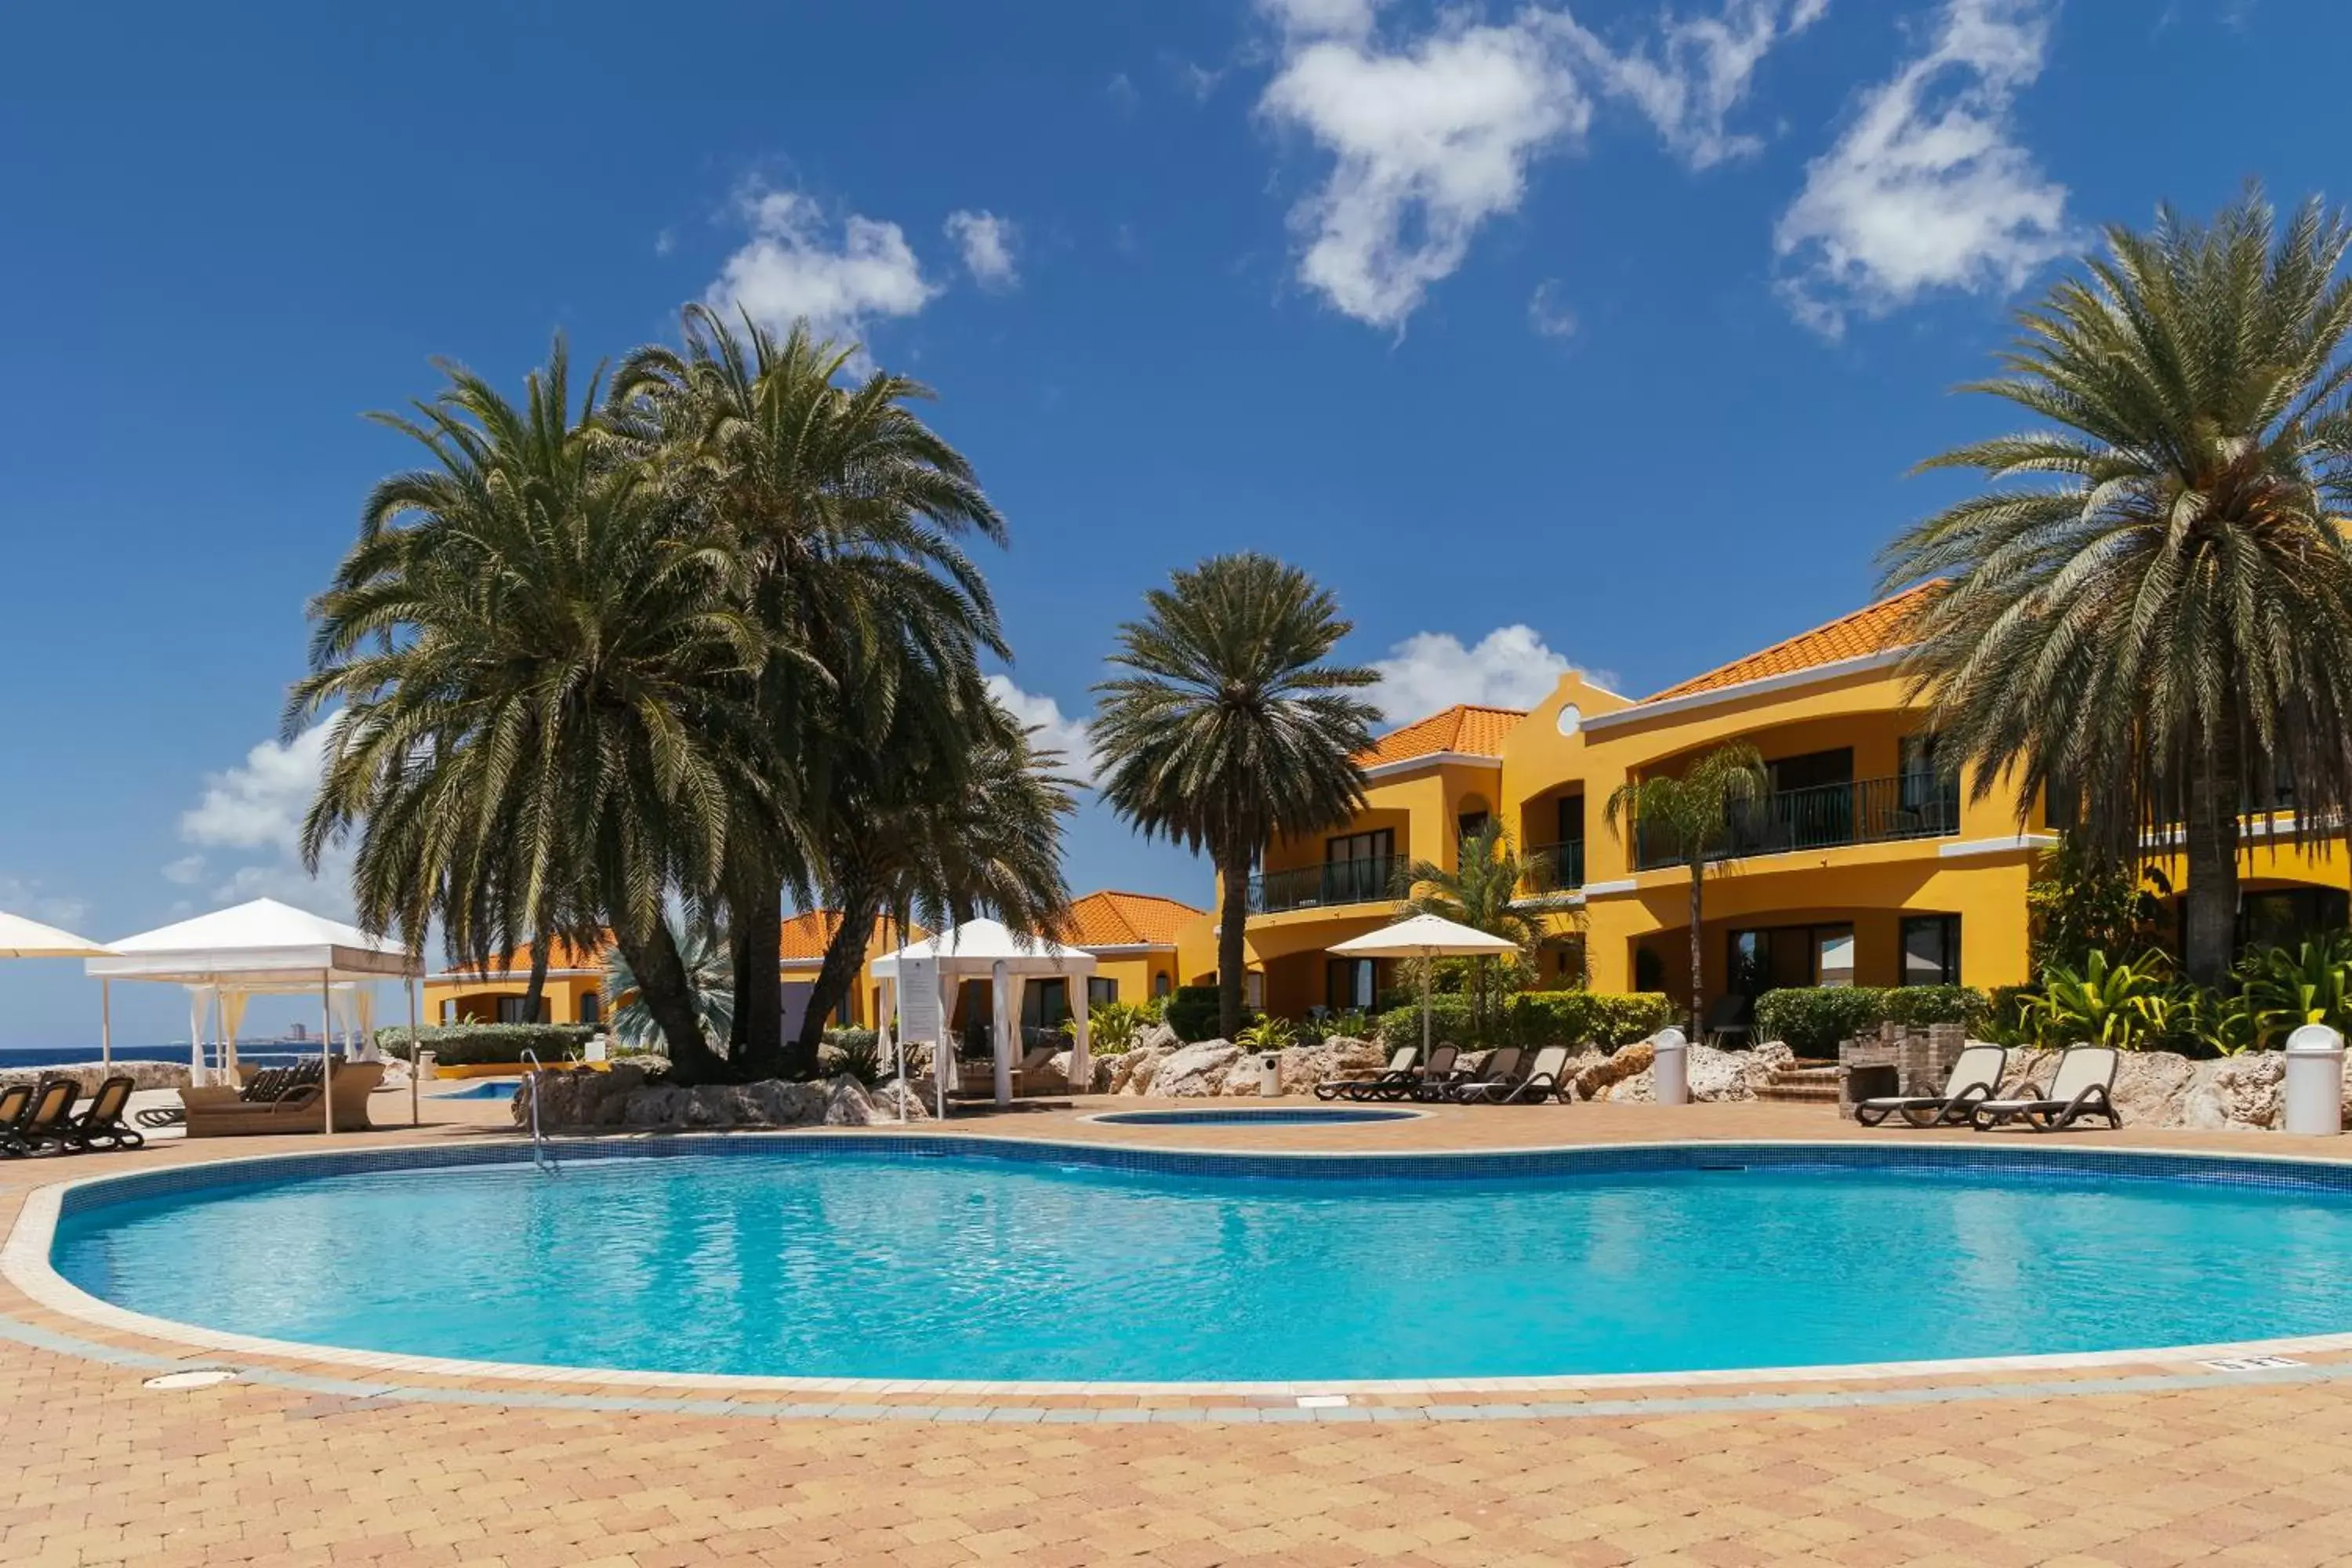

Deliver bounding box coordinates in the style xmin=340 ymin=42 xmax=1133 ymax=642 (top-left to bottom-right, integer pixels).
xmin=895 ymin=955 xmax=945 ymax=1119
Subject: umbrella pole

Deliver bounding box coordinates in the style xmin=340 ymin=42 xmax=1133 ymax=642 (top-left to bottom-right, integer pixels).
xmin=321 ymin=972 xmax=335 ymax=1138
xmin=1421 ymin=951 xmax=1432 ymax=1067
xmin=100 ymin=979 xmax=111 ymax=1072
xmin=408 ymin=972 xmax=421 ymax=1127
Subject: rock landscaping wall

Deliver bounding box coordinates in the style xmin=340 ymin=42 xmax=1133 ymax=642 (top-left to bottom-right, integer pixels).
xmin=0 ymin=1061 xmax=192 ymax=1094
xmin=524 ymin=1064 xmax=923 ymax=1131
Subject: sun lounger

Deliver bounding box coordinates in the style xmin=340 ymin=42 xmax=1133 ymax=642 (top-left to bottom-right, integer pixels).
xmin=1458 ymin=1045 xmax=1550 ymax=1104
xmin=1316 ymin=1047 xmax=1416 ymax=1101
xmin=62 ymin=1076 xmax=143 ymax=1152
xmin=184 ymin=1061 xmax=386 ymax=1137
xmin=1436 ymin=1047 xmax=1523 ymax=1103
xmin=0 ymin=1083 xmax=32 ymax=1139
xmin=1853 ymin=1044 xmax=2007 ymax=1127
xmin=1374 ymin=1044 xmax=1457 ymax=1102
xmin=1490 ymin=1044 xmax=1574 ymax=1104
xmin=1 ymin=1077 xmax=83 ymax=1156
xmin=1970 ymin=1046 xmax=2122 ymax=1132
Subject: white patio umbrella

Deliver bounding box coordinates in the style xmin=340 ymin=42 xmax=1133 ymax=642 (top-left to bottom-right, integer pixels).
xmin=0 ymin=911 xmax=117 ymax=1068
xmin=1330 ymin=913 xmax=1519 ymax=1064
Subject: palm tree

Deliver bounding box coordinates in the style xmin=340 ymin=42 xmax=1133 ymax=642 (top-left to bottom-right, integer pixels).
xmin=786 ymin=684 xmax=1076 ymax=1072
xmin=607 ymin=307 xmax=1009 ymax=1074
xmin=1092 ymin=554 xmax=1381 ymax=1039
xmin=295 ymin=337 xmax=775 ymax=1083
xmin=603 ymin=922 xmax=735 ymax=1053
xmin=1604 ymin=742 xmax=1769 ymax=1038
xmin=1394 ymin=821 xmax=1544 ymax=1038
xmin=1886 ymin=189 xmax=2352 ymax=984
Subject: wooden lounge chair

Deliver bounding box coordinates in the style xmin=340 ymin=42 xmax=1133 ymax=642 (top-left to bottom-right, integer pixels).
xmin=1316 ymin=1047 xmax=1415 ymax=1101
xmin=1969 ymin=1046 xmax=2122 ymax=1132
xmin=1853 ymin=1044 xmax=2007 ymax=1127
xmin=1436 ymin=1047 xmax=1523 ymax=1104
xmin=184 ymin=1061 xmax=387 ymax=1138
xmin=62 ymin=1076 xmax=142 ymax=1152
xmin=1493 ymin=1044 xmax=1574 ymax=1104
xmin=1 ymin=1078 xmax=83 ymax=1156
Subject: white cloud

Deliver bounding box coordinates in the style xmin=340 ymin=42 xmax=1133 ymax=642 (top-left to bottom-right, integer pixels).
xmin=1259 ymin=11 xmax=1590 ymax=331
xmin=1566 ymin=0 xmax=1830 ymax=168
xmin=0 ymin=874 xmax=92 ymax=931
xmin=945 ymin=209 xmax=1020 ymax=289
xmin=1371 ymin=626 xmax=1603 ymax=724
xmin=1527 ymin=278 xmax=1578 ymax=339
xmin=176 ymin=718 xmax=352 ymax=913
xmin=706 ymin=187 xmax=940 ymax=347
xmin=1254 ymin=0 xmax=1823 ymax=330
xmin=1774 ymin=0 xmax=2071 ymax=334
xmin=984 ymin=675 xmax=1097 ymax=786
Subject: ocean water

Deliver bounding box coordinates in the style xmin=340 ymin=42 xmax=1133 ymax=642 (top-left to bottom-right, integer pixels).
xmin=0 ymin=1047 xmax=316 ymax=1069
xmin=53 ymin=1147 xmax=2352 ymax=1383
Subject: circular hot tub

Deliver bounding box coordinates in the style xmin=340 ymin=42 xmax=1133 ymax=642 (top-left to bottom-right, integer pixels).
xmin=1087 ymin=1106 xmax=1422 ymax=1127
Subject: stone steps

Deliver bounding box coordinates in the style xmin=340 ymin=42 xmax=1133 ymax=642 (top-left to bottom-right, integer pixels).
xmin=1754 ymin=1064 xmax=1842 ymax=1105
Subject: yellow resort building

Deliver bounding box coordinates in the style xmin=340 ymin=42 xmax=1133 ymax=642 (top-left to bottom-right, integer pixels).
xmin=1176 ymin=586 xmax=2352 ymax=1029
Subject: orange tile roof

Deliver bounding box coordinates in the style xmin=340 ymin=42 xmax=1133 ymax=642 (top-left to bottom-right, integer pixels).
xmin=778 ymin=909 xmax=843 ymax=964
xmin=1063 ymin=890 xmax=1206 ymax=948
xmin=1644 ymin=582 xmax=1941 ymax=704
xmin=1359 ymin=704 xmax=1525 ymax=768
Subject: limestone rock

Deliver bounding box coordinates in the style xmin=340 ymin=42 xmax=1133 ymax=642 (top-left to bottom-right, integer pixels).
xmin=869 ymin=1078 xmax=933 ymax=1121
xmin=1133 ymin=1022 xmax=1180 ymax=1055
xmin=2201 ymin=1052 xmax=2284 ymax=1131
xmin=823 ymin=1074 xmax=878 ymax=1126
xmin=1151 ymin=1041 xmax=1239 ymax=1098
xmin=1112 ymin=1043 xmax=1171 ymax=1095
xmin=1575 ymin=1037 xmax=1656 ymax=1101
xmin=2108 ymin=1050 xmax=2201 ymax=1128
xmin=1 ymin=1060 xmax=193 ymax=1094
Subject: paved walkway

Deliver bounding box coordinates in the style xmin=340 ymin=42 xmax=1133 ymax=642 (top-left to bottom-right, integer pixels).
xmin=5 ymin=1091 xmax=2352 ymax=1566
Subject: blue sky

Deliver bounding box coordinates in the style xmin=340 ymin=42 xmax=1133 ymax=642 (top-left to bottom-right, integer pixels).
xmin=0 ymin=0 xmax=2336 ymax=1045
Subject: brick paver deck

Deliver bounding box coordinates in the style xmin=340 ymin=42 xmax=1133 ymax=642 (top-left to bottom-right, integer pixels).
xmin=5 ymin=1090 xmax=2352 ymax=1566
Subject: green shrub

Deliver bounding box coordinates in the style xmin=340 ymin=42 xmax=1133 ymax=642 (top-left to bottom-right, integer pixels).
xmin=821 ymin=1028 xmax=883 ymax=1085
xmin=1752 ymin=985 xmax=1994 ymax=1057
xmin=1164 ymin=986 xmax=1224 ymax=1043
xmin=1376 ymin=990 xmax=1671 ymax=1051
xmin=376 ymin=1023 xmax=597 ymax=1065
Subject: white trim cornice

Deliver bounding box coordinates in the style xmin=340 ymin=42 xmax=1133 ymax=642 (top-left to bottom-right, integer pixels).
xmin=1581 ymin=648 xmax=1912 ymax=732
xmin=1360 ymin=750 xmax=1506 ymax=781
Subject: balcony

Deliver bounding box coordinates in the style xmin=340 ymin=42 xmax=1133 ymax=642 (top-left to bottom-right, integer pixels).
xmin=1633 ymin=775 xmax=1962 ymax=870
xmin=1520 ymin=840 xmax=1585 ymax=895
xmin=1247 ymin=856 xmax=1399 ymax=916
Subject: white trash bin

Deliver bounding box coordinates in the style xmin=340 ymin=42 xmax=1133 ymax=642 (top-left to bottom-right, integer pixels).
xmin=1258 ymin=1051 xmax=1283 ymax=1097
xmin=2284 ymin=1024 xmax=2344 ymax=1136
xmin=416 ymin=1049 xmax=437 ymax=1083
xmin=1653 ymin=1028 xmax=1690 ymax=1106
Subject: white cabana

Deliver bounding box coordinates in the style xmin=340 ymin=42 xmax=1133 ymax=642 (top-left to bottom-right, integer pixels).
xmin=0 ymin=911 xmax=117 ymax=1069
xmin=872 ymin=918 xmax=1098 ymax=1112
xmin=87 ymin=898 xmax=425 ymax=1133
xmin=1330 ymin=913 xmax=1519 ymax=1063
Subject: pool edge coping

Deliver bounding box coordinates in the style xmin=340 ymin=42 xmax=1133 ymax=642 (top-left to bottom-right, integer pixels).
xmin=16 ymin=1128 xmax=2352 ymax=1404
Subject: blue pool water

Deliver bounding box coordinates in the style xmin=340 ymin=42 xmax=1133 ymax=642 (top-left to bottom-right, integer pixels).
xmin=430 ymin=1080 xmax=520 ymax=1101
xmin=52 ymin=1145 xmax=2352 ymax=1383
xmin=1093 ymin=1107 xmax=1417 ymax=1126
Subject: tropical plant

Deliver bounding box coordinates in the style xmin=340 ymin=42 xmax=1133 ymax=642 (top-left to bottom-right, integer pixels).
xmin=608 ymin=307 xmax=1012 ymax=1076
xmin=2027 ymin=837 xmax=2172 ymax=975
xmin=1308 ymin=1008 xmax=1376 ymax=1044
xmin=1066 ymin=1000 xmax=1153 ymax=1054
xmin=1163 ymin=985 xmax=1225 ymax=1044
xmin=602 ymin=924 xmax=736 ymax=1053
xmin=820 ymin=1027 xmax=884 ymax=1087
xmin=2027 ymin=950 xmax=2180 ymax=1049
xmin=1092 ymin=554 xmax=1380 ymax=1040
xmin=1395 ymin=821 xmax=1542 ymax=1040
xmin=1602 ymin=742 xmax=1770 ymax=1038
xmin=1234 ymin=1016 xmax=1298 ymax=1051
xmin=1886 ymin=189 xmax=2352 ymax=985
xmin=2235 ymin=933 xmax=2352 ymax=1051
xmin=295 ymin=337 xmax=770 ymax=1083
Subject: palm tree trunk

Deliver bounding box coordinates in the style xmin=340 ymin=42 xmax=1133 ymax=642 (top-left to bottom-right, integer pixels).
xmin=729 ymin=880 xmax=784 ymax=1080
xmin=617 ymin=921 xmax=731 ymax=1085
xmin=2183 ymin=724 xmax=2242 ymax=985
xmin=520 ymin=937 xmax=550 ymax=1024
xmin=1218 ymin=842 xmax=1252 ymax=1040
xmin=793 ymin=889 xmax=881 ymax=1076
xmin=1686 ymin=863 xmax=1705 ymax=1040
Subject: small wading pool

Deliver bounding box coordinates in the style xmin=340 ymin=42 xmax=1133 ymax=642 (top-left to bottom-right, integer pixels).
xmin=428 ymin=1080 xmax=519 ymax=1101
xmin=1089 ymin=1106 xmax=1420 ymax=1127
xmin=47 ymin=1140 xmax=2352 ymax=1386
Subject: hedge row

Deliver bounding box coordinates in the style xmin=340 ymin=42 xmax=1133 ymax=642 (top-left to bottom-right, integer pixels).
xmin=374 ymin=1023 xmax=599 ymax=1067
xmin=1374 ymin=990 xmax=1675 ymax=1052
xmin=1751 ymin=985 xmax=1991 ymax=1057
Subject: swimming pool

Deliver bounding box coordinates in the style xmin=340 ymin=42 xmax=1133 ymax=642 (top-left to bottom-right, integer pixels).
xmin=1090 ymin=1106 xmax=1419 ymax=1126
xmin=45 ymin=1139 xmax=2352 ymax=1386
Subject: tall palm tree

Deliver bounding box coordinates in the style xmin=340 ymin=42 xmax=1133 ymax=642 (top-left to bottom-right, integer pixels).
xmin=295 ymin=337 xmax=775 ymax=1083
xmin=1394 ymin=821 xmax=1544 ymax=1037
xmin=1092 ymin=554 xmax=1381 ymax=1039
xmin=608 ymin=307 xmax=1008 ymax=1074
xmin=1604 ymin=742 xmax=1769 ymax=1039
xmin=1886 ymin=189 xmax=2352 ymax=983
xmin=787 ymin=684 xmax=1076 ymax=1072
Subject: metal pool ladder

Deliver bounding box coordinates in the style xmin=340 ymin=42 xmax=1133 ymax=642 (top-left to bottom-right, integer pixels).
xmin=518 ymin=1049 xmax=557 ymax=1175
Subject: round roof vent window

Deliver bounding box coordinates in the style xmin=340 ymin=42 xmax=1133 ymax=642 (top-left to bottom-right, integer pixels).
xmin=1555 ymin=703 xmax=1583 ymax=738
